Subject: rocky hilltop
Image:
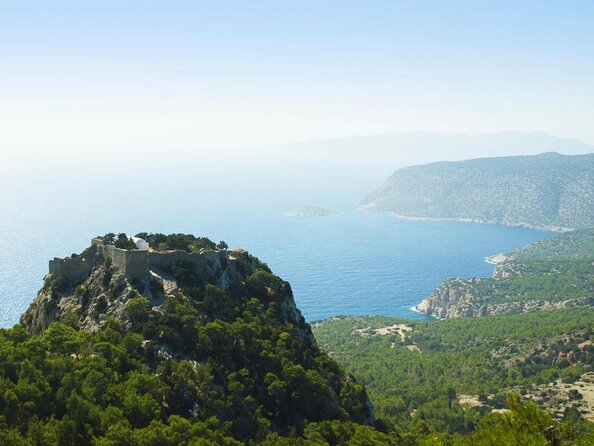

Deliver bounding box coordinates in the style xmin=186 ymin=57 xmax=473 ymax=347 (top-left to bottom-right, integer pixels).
xmin=416 ymin=229 xmax=594 ymax=318
xmin=22 ymin=234 xmax=311 ymax=337
xmin=15 ymin=233 xmax=376 ymax=442
xmin=363 ymin=152 xmax=594 ymax=231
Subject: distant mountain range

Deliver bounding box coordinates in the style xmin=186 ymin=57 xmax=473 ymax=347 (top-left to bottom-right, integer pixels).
xmin=259 ymin=130 xmax=594 ymax=170
xmin=362 ymin=152 xmax=594 ymax=231
xmin=242 ymin=131 xmax=594 ymax=209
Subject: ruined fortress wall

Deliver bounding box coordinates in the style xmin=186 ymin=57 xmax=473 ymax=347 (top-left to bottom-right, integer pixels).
xmin=50 ymin=239 xmax=228 ymax=283
xmin=49 ymin=257 xmax=91 ymax=280
xmin=149 ymin=251 xmax=216 ymax=269
xmin=149 ymin=250 xmax=224 ymax=275
xmin=48 ymin=245 xmax=97 ymax=281
xmin=123 ymin=249 xmax=150 ymax=280
xmin=104 ymin=245 xmax=149 ymax=280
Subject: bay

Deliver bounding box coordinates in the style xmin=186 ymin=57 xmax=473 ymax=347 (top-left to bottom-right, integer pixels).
xmin=0 ymin=161 xmax=551 ymax=325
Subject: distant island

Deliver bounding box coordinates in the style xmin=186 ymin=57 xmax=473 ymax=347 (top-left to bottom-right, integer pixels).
xmin=284 ymin=206 xmax=338 ymax=217
xmin=362 ymin=152 xmax=594 ymax=232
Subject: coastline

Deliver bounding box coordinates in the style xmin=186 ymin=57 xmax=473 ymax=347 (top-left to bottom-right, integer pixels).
xmin=409 ymin=305 xmax=439 ymax=320
xmin=360 ymin=207 xmax=571 ymax=233
xmin=484 ymin=253 xmax=508 ymax=265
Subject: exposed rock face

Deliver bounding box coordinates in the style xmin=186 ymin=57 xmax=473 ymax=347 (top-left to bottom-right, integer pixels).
xmin=21 ymin=245 xmax=311 ymax=344
xmin=363 ymin=152 xmax=594 ymax=231
xmin=416 ymin=278 xmax=594 ymax=319
xmin=415 ymin=278 xmax=488 ymax=318
xmin=416 ymin=229 xmax=594 ymax=319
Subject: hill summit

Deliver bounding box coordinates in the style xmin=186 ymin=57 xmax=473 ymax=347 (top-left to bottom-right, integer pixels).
xmin=13 ymin=233 xmax=381 ymax=444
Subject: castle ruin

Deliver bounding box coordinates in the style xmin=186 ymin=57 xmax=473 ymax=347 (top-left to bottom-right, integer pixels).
xmin=48 ymin=236 xmax=229 ymax=283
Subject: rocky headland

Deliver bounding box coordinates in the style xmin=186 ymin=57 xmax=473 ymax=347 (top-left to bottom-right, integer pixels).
xmin=415 ymin=228 xmax=594 ymax=318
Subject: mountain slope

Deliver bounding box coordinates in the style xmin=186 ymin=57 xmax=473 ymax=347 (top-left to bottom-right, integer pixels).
xmin=363 ymin=152 xmax=594 ymax=231
xmin=9 ymin=233 xmax=380 ymax=444
xmin=313 ymin=310 xmax=594 ymax=437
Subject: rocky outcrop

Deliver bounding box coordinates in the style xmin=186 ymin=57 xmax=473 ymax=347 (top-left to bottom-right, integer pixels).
xmin=20 ymin=245 xmax=311 ymax=343
xmin=15 ymin=235 xmax=377 ymax=437
xmin=416 ymin=278 xmax=594 ymax=319
xmin=416 ymin=228 xmax=594 ymax=319
xmin=415 ymin=278 xmax=488 ymax=318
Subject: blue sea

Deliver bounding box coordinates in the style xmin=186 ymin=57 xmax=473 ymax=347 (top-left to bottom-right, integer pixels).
xmin=0 ymin=159 xmax=552 ymax=326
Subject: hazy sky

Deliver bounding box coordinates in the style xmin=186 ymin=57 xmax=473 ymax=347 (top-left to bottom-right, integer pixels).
xmin=1 ymin=1 xmax=593 ymax=162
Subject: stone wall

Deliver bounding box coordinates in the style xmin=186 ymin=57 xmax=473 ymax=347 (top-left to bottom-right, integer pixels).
xmin=149 ymin=249 xmax=222 ymax=273
xmin=50 ymin=238 xmax=227 ymax=283
xmin=49 ymin=245 xmax=97 ymax=281
xmin=103 ymin=245 xmax=149 ymax=280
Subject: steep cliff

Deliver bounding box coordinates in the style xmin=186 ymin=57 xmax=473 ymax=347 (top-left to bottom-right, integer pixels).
xmin=21 ymin=245 xmax=283 ymax=334
xmin=416 ymin=278 xmax=594 ymax=319
xmin=416 ymin=229 xmax=594 ymax=318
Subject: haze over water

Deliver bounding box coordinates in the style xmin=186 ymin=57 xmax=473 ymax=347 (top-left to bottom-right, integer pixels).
xmin=0 ymin=158 xmax=551 ymax=326
xmin=1 ymin=2 xmax=590 ymax=327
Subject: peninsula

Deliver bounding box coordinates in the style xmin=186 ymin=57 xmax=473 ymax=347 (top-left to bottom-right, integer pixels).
xmin=415 ymin=228 xmax=594 ymax=318
xmin=362 ymin=152 xmax=594 ymax=232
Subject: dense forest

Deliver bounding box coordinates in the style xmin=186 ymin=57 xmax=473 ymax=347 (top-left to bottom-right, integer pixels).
xmin=0 ymin=318 xmax=389 ymax=445
xmin=313 ymin=310 xmax=594 ymax=444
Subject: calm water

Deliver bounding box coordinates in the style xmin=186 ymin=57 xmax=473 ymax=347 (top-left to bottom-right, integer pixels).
xmin=0 ymin=161 xmax=551 ymax=326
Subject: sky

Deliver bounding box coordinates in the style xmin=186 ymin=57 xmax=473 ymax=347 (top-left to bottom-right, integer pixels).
xmin=1 ymin=0 xmax=593 ymax=164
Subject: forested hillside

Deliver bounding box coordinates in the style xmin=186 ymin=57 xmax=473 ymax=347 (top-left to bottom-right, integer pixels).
xmin=3 ymin=232 xmax=593 ymax=445
xmin=2 ymin=234 xmax=385 ymax=445
xmin=313 ymin=310 xmax=594 ymax=444
xmin=363 ymin=152 xmax=594 ymax=231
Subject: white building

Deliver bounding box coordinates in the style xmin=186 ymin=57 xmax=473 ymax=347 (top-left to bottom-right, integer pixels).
xmin=130 ymin=236 xmax=149 ymax=250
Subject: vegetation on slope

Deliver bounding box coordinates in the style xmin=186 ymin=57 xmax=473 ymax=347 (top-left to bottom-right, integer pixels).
xmin=513 ymin=228 xmax=594 ymax=261
xmin=6 ymin=231 xmax=594 ymax=444
xmin=363 ymin=152 xmax=594 ymax=231
xmin=313 ymin=309 xmax=594 ymax=444
xmin=0 ymin=317 xmax=390 ymax=445
xmin=417 ymin=228 xmax=594 ymax=317
xmin=472 ymin=258 xmax=594 ymax=305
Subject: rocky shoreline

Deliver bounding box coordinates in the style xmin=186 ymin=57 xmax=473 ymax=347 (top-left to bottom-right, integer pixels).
xmin=414 ymin=279 xmax=594 ymax=319
xmin=382 ymin=211 xmax=573 ymax=233
xmin=414 ymin=229 xmax=594 ymax=319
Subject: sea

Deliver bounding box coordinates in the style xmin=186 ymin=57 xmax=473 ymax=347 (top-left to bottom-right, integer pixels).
xmin=0 ymin=158 xmax=552 ymax=326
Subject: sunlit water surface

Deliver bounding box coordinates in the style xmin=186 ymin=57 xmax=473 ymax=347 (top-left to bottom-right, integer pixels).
xmin=0 ymin=163 xmax=551 ymax=326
